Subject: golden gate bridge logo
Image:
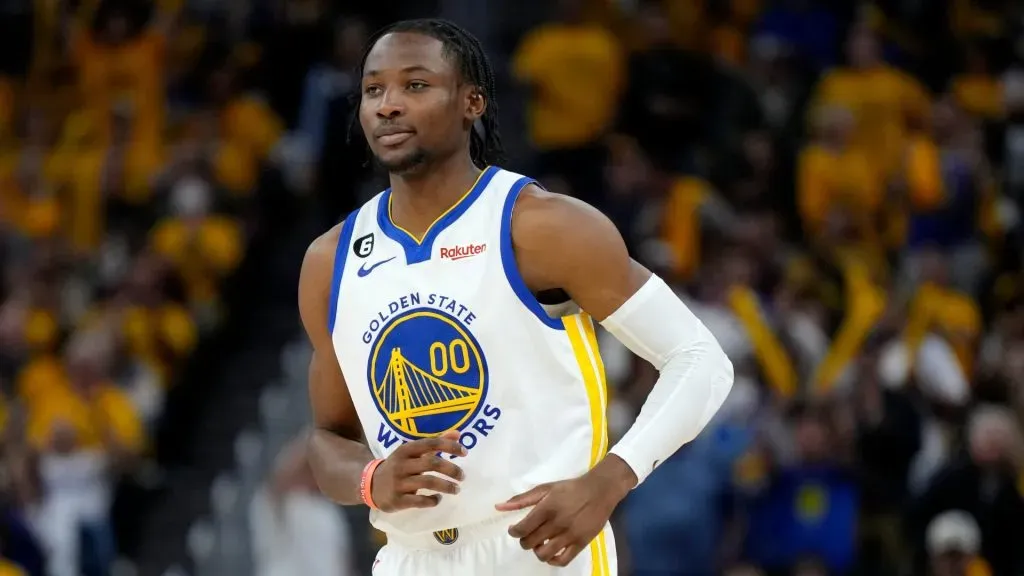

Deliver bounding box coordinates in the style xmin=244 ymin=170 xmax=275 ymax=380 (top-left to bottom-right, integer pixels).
xmin=368 ymin=308 xmax=488 ymax=439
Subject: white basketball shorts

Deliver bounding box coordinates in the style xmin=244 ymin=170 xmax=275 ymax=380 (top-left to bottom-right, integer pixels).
xmin=372 ymin=513 xmax=617 ymax=576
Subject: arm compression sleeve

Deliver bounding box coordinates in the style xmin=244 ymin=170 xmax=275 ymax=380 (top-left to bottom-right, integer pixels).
xmin=601 ymin=274 xmax=735 ymax=485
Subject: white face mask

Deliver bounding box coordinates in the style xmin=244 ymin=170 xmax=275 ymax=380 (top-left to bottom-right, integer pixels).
xmin=763 ymin=88 xmax=792 ymax=129
xmin=171 ymin=175 xmax=213 ymax=218
xmin=98 ymin=234 xmax=130 ymax=288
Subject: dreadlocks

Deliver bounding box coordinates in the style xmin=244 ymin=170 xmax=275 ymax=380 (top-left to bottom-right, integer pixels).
xmin=350 ymin=18 xmax=505 ymax=169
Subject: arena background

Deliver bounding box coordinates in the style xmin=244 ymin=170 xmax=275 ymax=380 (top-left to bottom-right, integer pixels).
xmin=0 ymin=0 xmax=1023 ymax=575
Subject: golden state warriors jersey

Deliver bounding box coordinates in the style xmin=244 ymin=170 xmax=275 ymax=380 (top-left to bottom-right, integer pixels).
xmin=327 ymin=167 xmax=610 ymax=537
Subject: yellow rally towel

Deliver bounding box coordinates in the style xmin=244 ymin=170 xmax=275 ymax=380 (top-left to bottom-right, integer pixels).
xmin=812 ymin=260 xmax=887 ymax=392
xmin=728 ymin=285 xmax=798 ymax=399
xmin=662 ymin=177 xmax=707 ymax=282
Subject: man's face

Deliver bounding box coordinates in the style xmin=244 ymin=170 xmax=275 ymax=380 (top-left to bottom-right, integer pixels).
xmin=847 ymin=28 xmax=880 ymax=69
xmin=359 ymin=32 xmax=484 ymax=175
xmin=932 ymin=551 xmax=971 ymax=576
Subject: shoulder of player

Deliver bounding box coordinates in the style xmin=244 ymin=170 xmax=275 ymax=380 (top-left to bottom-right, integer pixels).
xmin=298 ymin=224 xmax=344 ymax=326
xmin=302 ymin=223 xmax=344 ymax=282
xmin=510 ymin=183 xmax=620 ymax=254
xmin=509 ymin=183 xmax=625 ymax=289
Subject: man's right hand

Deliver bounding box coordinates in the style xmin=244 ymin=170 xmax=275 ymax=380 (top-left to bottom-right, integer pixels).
xmin=371 ymin=430 xmax=467 ymax=512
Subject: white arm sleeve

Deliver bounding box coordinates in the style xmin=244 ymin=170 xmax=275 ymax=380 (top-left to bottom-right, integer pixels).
xmin=601 ymin=274 xmax=734 ymax=485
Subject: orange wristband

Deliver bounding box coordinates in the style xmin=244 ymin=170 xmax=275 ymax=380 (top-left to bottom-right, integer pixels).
xmin=360 ymin=458 xmax=384 ymax=510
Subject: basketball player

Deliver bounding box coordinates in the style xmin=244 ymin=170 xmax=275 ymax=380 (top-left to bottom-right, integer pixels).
xmin=299 ymin=19 xmax=734 ymax=575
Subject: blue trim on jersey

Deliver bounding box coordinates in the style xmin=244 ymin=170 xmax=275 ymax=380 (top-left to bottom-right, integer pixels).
xmin=376 ymin=166 xmax=499 ymax=264
xmin=500 ymin=177 xmax=566 ymax=330
xmin=327 ymin=209 xmax=360 ymax=333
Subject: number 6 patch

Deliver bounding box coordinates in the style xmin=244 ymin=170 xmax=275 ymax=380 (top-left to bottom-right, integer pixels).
xmin=353 ymin=233 xmax=375 ymax=258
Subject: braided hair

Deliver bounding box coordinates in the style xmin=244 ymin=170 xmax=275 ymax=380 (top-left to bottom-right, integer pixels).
xmin=349 ymin=19 xmax=505 ymax=169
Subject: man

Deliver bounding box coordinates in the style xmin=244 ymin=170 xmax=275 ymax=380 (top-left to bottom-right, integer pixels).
xmin=925 ymin=511 xmax=990 ymax=576
xmin=250 ymin=433 xmax=353 ymax=576
xmin=299 ymin=19 xmax=734 ymax=575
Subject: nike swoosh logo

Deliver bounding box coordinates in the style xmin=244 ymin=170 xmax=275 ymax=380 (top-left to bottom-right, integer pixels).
xmin=357 ymin=256 xmax=396 ymax=277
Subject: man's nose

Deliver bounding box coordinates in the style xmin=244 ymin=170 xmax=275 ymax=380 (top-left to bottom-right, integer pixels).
xmin=377 ymin=89 xmax=404 ymax=119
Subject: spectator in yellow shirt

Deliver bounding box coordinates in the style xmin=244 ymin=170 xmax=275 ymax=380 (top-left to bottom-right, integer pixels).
xmin=810 ymin=25 xmax=930 ymax=180
xmin=903 ymin=250 xmax=982 ymax=377
xmin=149 ymin=173 xmax=243 ymax=320
xmin=152 ymin=64 xmax=283 ymax=202
xmin=951 ymin=46 xmax=1004 ymax=121
xmin=115 ymin=254 xmax=197 ymax=387
xmin=213 ymin=68 xmax=283 ymax=165
xmin=27 ymin=330 xmax=144 ymax=576
xmin=798 ymin=105 xmax=883 ymax=251
xmin=76 ymin=252 xmax=197 ymax=396
xmin=71 ymin=0 xmax=181 ymax=146
xmin=25 ymin=331 xmax=145 ymax=456
xmin=0 ymin=110 xmax=63 ymax=242
xmin=56 ymin=111 xmax=108 ymax=256
xmin=56 ymin=103 xmax=163 ymax=255
xmin=513 ymin=0 xmax=624 ymax=205
xmin=0 ymin=272 xmax=61 ymax=369
xmin=209 ymin=63 xmax=284 ymax=197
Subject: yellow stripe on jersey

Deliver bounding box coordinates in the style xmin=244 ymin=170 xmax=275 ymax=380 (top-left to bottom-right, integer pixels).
xmin=589 ymin=537 xmax=602 ymax=576
xmin=563 ymin=313 xmax=609 ymax=468
xmin=565 ymin=313 xmax=613 ymax=576
xmin=598 ymin=529 xmax=611 ymax=575
xmin=587 ymin=526 xmax=612 ymax=576
xmin=581 ymin=315 xmax=609 ymax=456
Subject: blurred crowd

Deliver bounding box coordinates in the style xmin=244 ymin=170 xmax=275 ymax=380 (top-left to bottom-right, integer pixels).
xmin=2 ymin=0 xmax=1024 ymax=575
xmin=524 ymin=1 xmax=1024 ymax=576
xmin=0 ymin=0 xmax=295 ymax=574
xmin=256 ymin=0 xmax=1024 ymax=575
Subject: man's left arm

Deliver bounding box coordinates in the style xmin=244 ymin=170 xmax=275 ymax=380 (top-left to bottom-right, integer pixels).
xmin=497 ymin=186 xmax=734 ymax=565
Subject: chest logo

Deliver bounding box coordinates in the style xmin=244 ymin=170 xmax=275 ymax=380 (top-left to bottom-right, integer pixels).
xmin=367 ymin=307 xmax=489 ymax=439
xmin=358 ymin=256 xmax=396 ymax=278
xmin=439 ymin=243 xmax=486 ymax=261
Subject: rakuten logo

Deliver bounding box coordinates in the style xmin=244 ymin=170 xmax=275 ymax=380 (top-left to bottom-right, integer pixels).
xmin=439 ymin=243 xmax=487 ymax=261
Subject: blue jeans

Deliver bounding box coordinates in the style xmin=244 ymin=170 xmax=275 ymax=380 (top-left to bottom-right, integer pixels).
xmin=78 ymin=520 xmax=116 ymax=576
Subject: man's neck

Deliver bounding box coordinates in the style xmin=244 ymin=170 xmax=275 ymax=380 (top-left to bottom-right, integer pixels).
xmin=388 ymin=155 xmax=483 ymax=239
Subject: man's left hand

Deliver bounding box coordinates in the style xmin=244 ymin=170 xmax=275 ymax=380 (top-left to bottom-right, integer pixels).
xmin=495 ymin=454 xmax=637 ymax=567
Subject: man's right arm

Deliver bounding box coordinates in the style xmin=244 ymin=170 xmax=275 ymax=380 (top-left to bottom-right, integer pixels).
xmin=299 ymin=226 xmax=373 ymax=505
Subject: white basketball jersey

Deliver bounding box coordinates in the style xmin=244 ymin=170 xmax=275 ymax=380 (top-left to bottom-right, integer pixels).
xmin=327 ymin=166 xmax=609 ymax=539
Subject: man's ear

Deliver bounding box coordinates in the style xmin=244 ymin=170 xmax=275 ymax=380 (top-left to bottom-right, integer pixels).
xmin=465 ymin=86 xmax=486 ymax=122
